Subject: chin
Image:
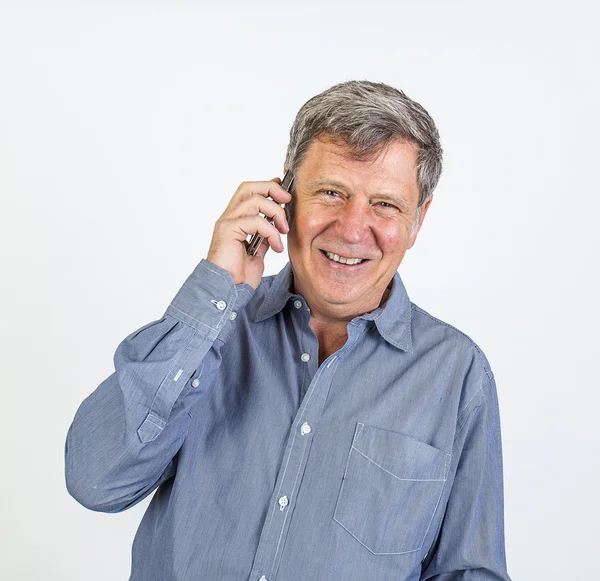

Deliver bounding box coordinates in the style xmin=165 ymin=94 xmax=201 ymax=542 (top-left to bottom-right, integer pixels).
xmin=318 ymin=284 xmax=364 ymax=305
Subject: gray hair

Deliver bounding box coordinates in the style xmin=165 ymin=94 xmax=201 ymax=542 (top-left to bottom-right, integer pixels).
xmin=283 ymin=80 xmax=443 ymax=229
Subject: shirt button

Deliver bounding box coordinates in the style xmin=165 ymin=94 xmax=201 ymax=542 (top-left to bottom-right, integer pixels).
xmin=278 ymin=495 xmax=289 ymax=510
xmin=300 ymin=353 xmax=310 ymax=363
xmin=300 ymin=422 xmax=312 ymax=435
xmin=229 ymin=311 xmax=237 ymax=320
xmin=293 ymin=299 xmax=303 ymax=309
xmin=191 ymin=378 xmax=200 ymax=388
xmin=215 ymin=300 xmax=227 ymax=311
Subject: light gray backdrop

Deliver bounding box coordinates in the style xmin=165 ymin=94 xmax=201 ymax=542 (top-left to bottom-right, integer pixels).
xmin=1 ymin=1 xmax=598 ymax=579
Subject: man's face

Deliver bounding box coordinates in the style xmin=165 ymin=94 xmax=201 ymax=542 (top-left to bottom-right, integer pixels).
xmin=287 ymin=134 xmax=431 ymax=321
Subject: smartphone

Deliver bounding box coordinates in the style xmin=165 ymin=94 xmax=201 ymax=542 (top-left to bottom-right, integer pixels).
xmin=245 ymin=170 xmax=295 ymax=256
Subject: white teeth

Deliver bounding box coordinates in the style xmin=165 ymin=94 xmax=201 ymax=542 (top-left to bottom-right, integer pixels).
xmin=324 ymin=251 xmax=365 ymax=265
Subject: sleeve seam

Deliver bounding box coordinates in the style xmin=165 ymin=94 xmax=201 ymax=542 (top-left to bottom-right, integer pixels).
xmin=453 ymin=400 xmax=483 ymax=443
xmin=453 ymin=371 xmax=494 ymax=443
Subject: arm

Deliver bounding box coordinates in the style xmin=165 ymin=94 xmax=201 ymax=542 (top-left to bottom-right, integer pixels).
xmin=420 ymin=375 xmax=511 ymax=580
xmin=65 ymin=259 xmax=254 ymax=513
xmin=65 ymin=178 xmax=291 ymax=513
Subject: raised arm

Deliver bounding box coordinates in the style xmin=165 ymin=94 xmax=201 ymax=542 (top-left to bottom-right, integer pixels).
xmin=65 ymin=178 xmax=291 ymax=513
xmin=65 ymin=259 xmax=254 ymax=512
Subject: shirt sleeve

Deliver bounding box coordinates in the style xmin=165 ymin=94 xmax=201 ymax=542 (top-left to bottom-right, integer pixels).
xmin=64 ymin=259 xmax=255 ymax=513
xmin=419 ymin=374 xmax=512 ymax=581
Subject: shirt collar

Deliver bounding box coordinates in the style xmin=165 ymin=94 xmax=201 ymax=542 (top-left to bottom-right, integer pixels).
xmin=252 ymin=262 xmax=413 ymax=353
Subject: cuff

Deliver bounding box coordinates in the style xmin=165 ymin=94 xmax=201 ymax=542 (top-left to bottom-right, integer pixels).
xmin=165 ymin=259 xmax=255 ymax=341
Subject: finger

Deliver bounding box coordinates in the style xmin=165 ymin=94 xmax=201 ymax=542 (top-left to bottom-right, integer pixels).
xmin=227 ymin=215 xmax=284 ymax=252
xmin=234 ymin=180 xmax=293 ymax=206
xmin=233 ymin=194 xmax=289 ymax=233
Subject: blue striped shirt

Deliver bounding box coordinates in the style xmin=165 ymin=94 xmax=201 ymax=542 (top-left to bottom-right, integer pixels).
xmin=65 ymin=259 xmax=510 ymax=580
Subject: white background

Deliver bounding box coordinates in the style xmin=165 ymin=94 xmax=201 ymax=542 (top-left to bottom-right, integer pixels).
xmin=1 ymin=1 xmax=598 ymax=579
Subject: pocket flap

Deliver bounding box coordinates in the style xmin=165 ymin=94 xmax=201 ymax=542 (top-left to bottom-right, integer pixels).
xmin=352 ymin=423 xmax=449 ymax=481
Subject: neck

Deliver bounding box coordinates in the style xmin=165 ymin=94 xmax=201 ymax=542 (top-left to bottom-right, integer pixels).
xmin=290 ymin=274 xmax=392 ymax=322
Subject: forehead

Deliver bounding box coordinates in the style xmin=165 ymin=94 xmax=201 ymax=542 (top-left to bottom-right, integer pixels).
xmin=298 ymin=135 xmax=420 ymax=201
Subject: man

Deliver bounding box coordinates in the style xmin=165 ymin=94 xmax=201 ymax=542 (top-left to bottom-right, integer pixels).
xmin=65 ymin=80 xmax=511 ymax=580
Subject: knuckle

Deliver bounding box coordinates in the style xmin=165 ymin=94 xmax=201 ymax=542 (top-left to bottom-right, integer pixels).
xmin=234 ymin=181 xmax=251 ymax=198
xmin=241 ymin=191 xmax=260 ymax=208
xmin=216 ymin=217 xmax=231 ymax=231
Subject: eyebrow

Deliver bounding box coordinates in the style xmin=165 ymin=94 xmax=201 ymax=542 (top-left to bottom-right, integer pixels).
xmin=305 ymin=179 xmax=413 ymax=213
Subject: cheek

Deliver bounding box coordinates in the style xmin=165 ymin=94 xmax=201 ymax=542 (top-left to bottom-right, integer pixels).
xmin=377 ymin=224 xmax=409 ymax=256
xmin=295 ymin=212 xmax=329 ymax=246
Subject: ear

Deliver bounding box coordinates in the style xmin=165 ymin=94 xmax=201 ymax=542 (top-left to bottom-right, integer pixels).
xmin=407 ymin=198 xmax=432 ymax=249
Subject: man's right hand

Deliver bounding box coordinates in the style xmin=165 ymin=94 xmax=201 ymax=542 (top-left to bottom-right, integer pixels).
xmin=206 ymin=178 xmax=292 ymax=290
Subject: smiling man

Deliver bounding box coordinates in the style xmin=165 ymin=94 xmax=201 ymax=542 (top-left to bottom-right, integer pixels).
xmin=287 ymin=135 xmax=429 ymax=365
xmin=66 ymin=81 xmax=511 ymax=581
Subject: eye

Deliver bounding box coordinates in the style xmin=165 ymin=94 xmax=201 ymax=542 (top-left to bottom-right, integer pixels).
xmin=377 ymin=201 xmax=399 ymax=211
xmin=324 ymin=190 xmax=340 ymax=197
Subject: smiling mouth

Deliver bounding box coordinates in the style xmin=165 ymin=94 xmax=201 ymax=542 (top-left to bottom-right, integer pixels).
xmin=321 ymin=250 xmax=368 ymax=265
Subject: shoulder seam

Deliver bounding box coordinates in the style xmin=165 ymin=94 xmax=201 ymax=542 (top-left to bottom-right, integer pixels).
xmin=410 ymin=303 xmax=493 ymax=383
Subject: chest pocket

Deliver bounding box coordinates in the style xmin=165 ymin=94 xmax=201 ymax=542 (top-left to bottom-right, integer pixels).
xmin=333 ymin=422 xmax=450 ymax=555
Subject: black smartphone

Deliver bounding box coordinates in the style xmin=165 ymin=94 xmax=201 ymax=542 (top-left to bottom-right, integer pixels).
xmin=245 ymin=169 xmax=295 ymax=256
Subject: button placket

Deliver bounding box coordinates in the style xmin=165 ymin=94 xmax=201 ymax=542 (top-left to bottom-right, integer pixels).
xmin=252 ymin=359 xmax=336 ymax=579
xmin=249 ymin=321 xmax=340 ymax=581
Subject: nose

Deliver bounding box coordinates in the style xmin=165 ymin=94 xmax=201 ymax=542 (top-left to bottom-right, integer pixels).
xmin=333 ymin=197 xmax=373 ymax=244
